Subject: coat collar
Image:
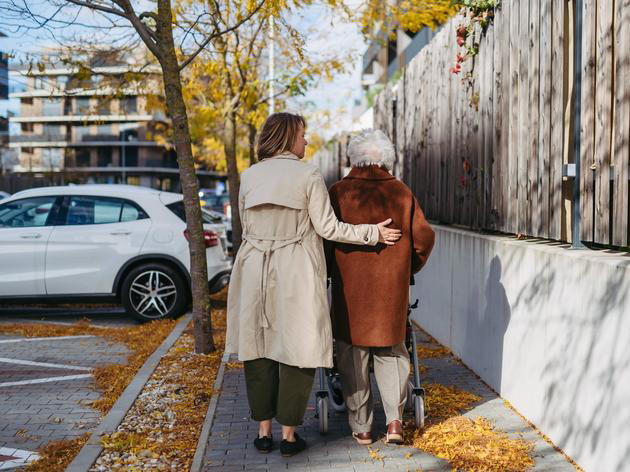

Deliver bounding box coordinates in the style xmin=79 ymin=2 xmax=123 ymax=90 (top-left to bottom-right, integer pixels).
xmin=344 ymin=165 xmax=395 ymax=181
xmin=269 ymin=151 xmax=301 ymax=161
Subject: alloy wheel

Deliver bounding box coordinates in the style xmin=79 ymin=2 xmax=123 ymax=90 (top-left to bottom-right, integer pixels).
xmin=128 ymin=270 xmax=178 ymax=319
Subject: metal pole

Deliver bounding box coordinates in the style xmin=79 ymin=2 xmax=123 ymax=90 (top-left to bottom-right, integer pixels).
xmin=269 ymin=16 xmax=275 ymax=115
xmin=572 ymin=0 xmax=586 ymax=249
xmin=121 ymin=140 xmax=126 ymax=183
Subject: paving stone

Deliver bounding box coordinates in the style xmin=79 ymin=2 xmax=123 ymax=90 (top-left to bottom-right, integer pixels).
xmin=0 ymin=330 xmax=129 ymax=455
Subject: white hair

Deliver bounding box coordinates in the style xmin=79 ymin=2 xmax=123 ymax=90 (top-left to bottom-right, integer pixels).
xmin=347 ymin=129 xmax=395 ymax=171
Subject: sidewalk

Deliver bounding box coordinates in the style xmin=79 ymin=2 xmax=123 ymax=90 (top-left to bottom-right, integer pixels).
xmin=201 ymin=330 xmax=578 ymax=472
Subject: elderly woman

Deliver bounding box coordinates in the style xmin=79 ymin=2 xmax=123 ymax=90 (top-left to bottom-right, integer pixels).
xmin=327 ymin=129 xmax=435 ymax=445
xmin=226 ymin=113 xmax=402 ymax=457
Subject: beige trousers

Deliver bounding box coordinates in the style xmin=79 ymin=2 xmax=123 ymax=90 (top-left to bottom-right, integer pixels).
xmin=336 ymin=340 xmax=410 ymax=433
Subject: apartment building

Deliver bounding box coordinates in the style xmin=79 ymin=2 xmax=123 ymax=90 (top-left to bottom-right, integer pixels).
xmin=8 ymin=53 xmax=223 ymax=191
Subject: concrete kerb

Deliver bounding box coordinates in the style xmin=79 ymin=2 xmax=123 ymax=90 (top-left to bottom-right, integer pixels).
xmin=65 ymin=312 xmax=193 ymax=472
xmin=189 ymin=350 xmax=230 ymax=472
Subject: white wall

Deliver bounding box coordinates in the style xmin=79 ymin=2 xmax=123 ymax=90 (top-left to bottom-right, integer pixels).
xmin=413 ymin=225 xmax=630 ymax=472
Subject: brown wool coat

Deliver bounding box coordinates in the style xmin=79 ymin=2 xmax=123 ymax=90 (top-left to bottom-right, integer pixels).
xmin=327 ymin=166 xmax=435 ymax=347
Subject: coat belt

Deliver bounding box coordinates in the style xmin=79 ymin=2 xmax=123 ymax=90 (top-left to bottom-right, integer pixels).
xmin=242 ymin=233 xmax=304 ymax=329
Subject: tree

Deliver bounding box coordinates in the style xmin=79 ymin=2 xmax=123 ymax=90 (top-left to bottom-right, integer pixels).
xmin=1 ymin=0 xmax=266 ymax=354
xmin=353 ymin=0 xmax=458 ymax=38
xmin=180 ymin=4 xmax=346 ymax=253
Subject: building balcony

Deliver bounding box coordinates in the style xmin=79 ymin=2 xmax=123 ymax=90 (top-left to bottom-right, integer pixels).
xmin=9 ymin=87 xmax=150 ymax=99
xmin=9 ymin=114 xmax=166 ymax=124
xmin=8 ymin=134 xmax=163 ymax=148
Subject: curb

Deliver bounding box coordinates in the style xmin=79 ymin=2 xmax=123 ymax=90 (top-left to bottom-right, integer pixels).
xmin=189 ymin=350 xmax=230 ymax=472
xmin=65 ymin=312 xmax=193 ymax=472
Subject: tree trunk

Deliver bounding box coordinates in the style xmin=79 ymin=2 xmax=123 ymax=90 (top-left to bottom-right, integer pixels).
xmin=156 ymin=0 xmax=214 ymax=354
xmin=248 ymin=122 xmax=257 ymax=166
xmin=224 ymin=107 xmax=242 ymax=254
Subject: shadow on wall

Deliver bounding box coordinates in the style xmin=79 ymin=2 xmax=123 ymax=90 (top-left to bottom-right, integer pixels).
xmin=463 ymin=255 xmax=511 ymax=392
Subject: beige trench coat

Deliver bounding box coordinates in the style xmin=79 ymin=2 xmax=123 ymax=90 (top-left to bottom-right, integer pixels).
xmin=225 ymin=152 xmax=380 ymax=368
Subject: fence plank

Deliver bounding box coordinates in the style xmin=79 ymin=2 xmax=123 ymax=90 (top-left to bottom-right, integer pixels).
xmin=595 ymin=0 xmax=614 ymax=244
xmin=580 ymin=0 xmax=597 ymax=242
xmin=492 ymin=6 xmax=503 ymax=231
xmin=446 ymin=20 xmax=456 ymax=224
xmin=508 ymin=0 xmax=520 ymax=234
xmin=483 ymin=24 xmax=494 ymax=230
xmin=529 ymin=0 xmax=540 ymax=236
xmin=539 ymin=0 xmax=552 ymax=238
xmin=518 ymin=0 xmax=530 ymax=235
xmin=500 ymin=1 xmax=511 ymax=233
xmin=475 ymin=26 xmax=485 ymax=229
xmin=439 ymin=31 xmax=455 ymax=222
xmin=613 ymin=0 xmax=630 ymax=246
xmin=549 ymin=0 xmax=564 ymax=240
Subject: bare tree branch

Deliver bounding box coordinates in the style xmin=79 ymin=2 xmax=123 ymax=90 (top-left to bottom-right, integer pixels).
xmin=178 ymin=0 xmax=266 ymax=71
xmin=64 ymin=0 xmax=129 ymax=18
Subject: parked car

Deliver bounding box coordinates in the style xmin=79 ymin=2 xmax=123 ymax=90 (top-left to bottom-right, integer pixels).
xmin=167 ymin=199 xmax=232 ymax=251
xmin=0 ymin=185 xmax=232 ymax=321
xmin=199 ymin=188 xmax=231 ymax=215
xmin=0 ymin=191 xmax=10 ymax=201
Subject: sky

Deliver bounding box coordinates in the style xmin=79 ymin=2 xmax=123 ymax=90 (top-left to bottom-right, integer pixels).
xmin=0 ymin=1 xmax=369 ymax=139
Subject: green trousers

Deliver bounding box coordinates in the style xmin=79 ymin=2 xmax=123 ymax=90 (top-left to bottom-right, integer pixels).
xmin=243 ymin=358 xmax=315 ymax=426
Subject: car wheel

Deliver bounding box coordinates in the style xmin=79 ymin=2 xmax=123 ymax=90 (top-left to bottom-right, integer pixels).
xmin=121 ymin=263 xmax=188 ymax=321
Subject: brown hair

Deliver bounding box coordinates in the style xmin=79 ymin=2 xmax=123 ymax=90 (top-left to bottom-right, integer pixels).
xmin=256 ymin=112 xmax=306 ymax=160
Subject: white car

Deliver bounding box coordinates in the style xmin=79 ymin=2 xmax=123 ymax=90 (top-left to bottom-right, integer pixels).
xmin=0 ymin=185 xmax=232 ymax=321
xmin=0 ymin=191 xmax=10 ymax=201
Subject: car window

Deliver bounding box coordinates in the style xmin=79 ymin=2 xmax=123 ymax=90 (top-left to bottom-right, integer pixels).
xmin=166 ymin=200 xmax=222 ymax=224
xmin=0 ymin=197 xmax=57 ymax=228
xmin=121 ymin=203 xmax=142 ymax=222
xmin=64 ymin=196 xmax=148 ymax=225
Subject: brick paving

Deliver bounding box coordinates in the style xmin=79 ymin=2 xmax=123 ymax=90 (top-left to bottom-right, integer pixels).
xmin=0 ymin=330 xmax=129 ymax=468
xmin=202 ymin=331 xmax=577 ymax=471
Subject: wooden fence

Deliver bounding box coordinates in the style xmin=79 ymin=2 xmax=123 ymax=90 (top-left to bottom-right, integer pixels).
xmin=316 ymin=0 xmax=630 ymax=247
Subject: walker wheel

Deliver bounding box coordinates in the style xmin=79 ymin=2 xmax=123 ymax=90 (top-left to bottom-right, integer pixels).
xmin=317 ymin=396 xmax=328 ymax=434
xmin=414 ymin=394 xmax=425 ymax=430
xmin=405 ymin=380 xmax=414 ymax=411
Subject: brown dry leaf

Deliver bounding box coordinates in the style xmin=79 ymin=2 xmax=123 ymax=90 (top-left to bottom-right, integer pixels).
xmin=421 ymin=383 xmax=481 ymax=422
xmin=367 ymin=445 xmax=384 ymax=462
xmin=23 ymin=434 xmax=89 ymax=472
xmin=411 ymin=416 xmax=534 ymax=472
xmin=417 ymin=344 xmax=451 ymax=359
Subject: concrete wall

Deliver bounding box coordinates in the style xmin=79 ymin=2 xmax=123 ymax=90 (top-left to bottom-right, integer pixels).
xmin=412 ymin=225 xmax=630 ymax=472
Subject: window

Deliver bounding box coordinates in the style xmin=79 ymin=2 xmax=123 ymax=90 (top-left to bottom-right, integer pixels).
xmin=122 ymin=146 xmax=138 ymax=167
xmin=96 ymin=123 xmax=112 ymax=135
xmin=0 ymin=197 xmax=57 ymax=228
xmin=121 ymin=97 xmax=137 ymax=114
xmin=42 ymin=124 xmax=60 ymax=136
xmin=97 ymin=100 xmax=110 ymax=115
xmin=166 ymin=200 xmax=223 ymax=224
xmin=42 ymin=97 xmax=63 ymax=116
xmin=75 ymin=149 xmax=91 ymax=167
xmin=21 ymin=123 xmax=34 ymax=132
xmin=74 ymin=125 xmax=92 ymax=141
xmin=64 ymin=196 xmax=147 ymax=225
xmin=120 ymin=203 xmax=146 ymax=222
xmin=97 ymin=147 xmax=112 ymax=167
xmin=75 ymin=97 xmax=91 ymax=114
xmin=20 ymin=97 xmax=33 ymax=106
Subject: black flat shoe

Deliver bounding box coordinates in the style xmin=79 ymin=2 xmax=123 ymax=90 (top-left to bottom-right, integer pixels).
xmin=280 ymin=433 xmax=307 ymax=457
xmin=253 ymin=435 xmax=273 ymax=453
